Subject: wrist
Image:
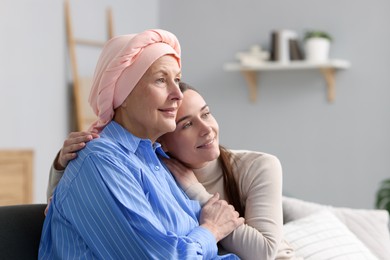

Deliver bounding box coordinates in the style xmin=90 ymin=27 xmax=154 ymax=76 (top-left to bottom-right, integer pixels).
xmin=200 ymin=223 xmax=220 ymax=242
xmin=53 ymin=151 xmax=65 ymax=171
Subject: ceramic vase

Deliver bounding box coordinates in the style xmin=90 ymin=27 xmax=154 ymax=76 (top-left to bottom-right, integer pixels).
xmin=305 ymin=37 xmax=330 ymax=62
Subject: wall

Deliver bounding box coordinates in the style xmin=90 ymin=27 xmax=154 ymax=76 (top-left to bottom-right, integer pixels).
xmin=1 ymin=0 xmax=388 ymax=209
xmin=159 ymin=0 xmax=390 ymax=208
xmin=0 ymin=0 xmax=159 ymax=203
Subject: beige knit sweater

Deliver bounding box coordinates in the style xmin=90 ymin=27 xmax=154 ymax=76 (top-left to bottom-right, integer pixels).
xmin=187 ymin=150 xmax=297 ymax=260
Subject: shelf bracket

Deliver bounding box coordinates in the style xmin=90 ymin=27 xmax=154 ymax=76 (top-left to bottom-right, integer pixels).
xmin=241 ymin=68 xmax=339 ymax=103
xmin=320 ymin=68 xmax=336 ymax=103
xmin=240 ymin=71 xmax=258 ymax=102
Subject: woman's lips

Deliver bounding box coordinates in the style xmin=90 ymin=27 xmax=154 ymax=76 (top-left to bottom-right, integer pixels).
xmin=197 ymin=138 xmax=215 ymax=148
xmin=159 ymin=107 xmax=177 ymax=117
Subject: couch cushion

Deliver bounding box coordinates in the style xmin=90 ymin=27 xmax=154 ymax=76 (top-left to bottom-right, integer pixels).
xmin=283 ymin=196 xmax=390 ymax=260
xmin=283 ymin=210 xmax=378 ymax=259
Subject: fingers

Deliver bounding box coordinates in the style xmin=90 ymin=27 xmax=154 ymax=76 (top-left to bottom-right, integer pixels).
xmin=64 ymin=132 xmax=95 ymax=148
xmin=62 ymin=142 xmax=85 ymax=155
xmin=237 ymin=217 xmax=245 ymax=226
xmin=64 ymin=131 xmax=98 ymax=152
xmin=205 ymin=193 xmax=220 ymax=205
xmin=212 ymin=192 xmax=220 ymax=200
xmin=57 ymin=131 xmax=99 ymax=169
xmin=44 ymin=197 xmax=52 ymax=216
xmin=90 ymin=132 xmax=100 ymax=139
xmin=58 ymin=152 xmax=77 ymax=168
xmin=200 ymin=193 xmax=244 ymax=241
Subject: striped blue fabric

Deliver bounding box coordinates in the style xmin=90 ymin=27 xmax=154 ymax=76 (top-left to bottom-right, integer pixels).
xmin=39 ymin=121 xmax=238 ymax=260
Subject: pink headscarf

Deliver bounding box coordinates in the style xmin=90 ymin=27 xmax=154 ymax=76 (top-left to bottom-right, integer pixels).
xmin=88 ymin=29 xmax=181 ymax=132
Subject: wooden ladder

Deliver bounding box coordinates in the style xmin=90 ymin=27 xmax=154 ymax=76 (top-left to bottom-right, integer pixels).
xmin=64 ymin=0 xmax=114 ymax=131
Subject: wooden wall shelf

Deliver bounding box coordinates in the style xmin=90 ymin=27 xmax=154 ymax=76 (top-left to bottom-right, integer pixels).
xmin=223 ymin=59 xmax=350 ymax=102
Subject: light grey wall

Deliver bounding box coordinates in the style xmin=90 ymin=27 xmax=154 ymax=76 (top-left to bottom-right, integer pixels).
xmin=0 ymin=0 xmax=159 ymax=203
xmin=159 ymin=0 xmax=390 ymax=208
xmin=1 ymin=0 xmax=388 ymax=209
xmin=0 ymin=0 xmax=67 ymax=204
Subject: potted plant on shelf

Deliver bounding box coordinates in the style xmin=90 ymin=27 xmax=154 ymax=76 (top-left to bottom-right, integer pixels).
xmin=376 ymin=178 xmax=390 ymax=215
xmin=304 ymin=30 xmax=332 ymax=62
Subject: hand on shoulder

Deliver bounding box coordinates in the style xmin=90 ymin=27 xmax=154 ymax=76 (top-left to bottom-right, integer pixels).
xmin=54 ymin=131 xmax=100 ymax=170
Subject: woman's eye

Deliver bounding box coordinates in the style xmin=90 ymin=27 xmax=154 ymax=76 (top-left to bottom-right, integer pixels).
xmin=182 ymin=122 xmax=192 ymax=129
xmin=157 ymin=78 xmax=165 ymax=83
xmin=174 ymin=78 xmax=181 ymax=84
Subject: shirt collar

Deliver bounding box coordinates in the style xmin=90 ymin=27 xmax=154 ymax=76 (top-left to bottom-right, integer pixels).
xmin=101 ymin=121 xmax=169 ymax=158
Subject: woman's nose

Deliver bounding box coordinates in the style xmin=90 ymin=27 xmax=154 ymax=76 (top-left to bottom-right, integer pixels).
xmin=169 ymin=81 xmax=183 ymax=100
xmin=199 ymin=121 xmax=212 ymax=136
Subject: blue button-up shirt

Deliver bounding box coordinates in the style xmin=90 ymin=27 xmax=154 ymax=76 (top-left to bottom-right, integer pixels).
xmin=39 ymin=121 xmax=238 ymax=259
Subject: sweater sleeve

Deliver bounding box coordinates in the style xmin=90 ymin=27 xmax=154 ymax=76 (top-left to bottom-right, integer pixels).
xmin=220 ymin=152 xmax=284 ymax=260
xmin=185 ymin=182 xmax=213 ymax=206
xmin=46 ymin=152 xmax=65 ymax=201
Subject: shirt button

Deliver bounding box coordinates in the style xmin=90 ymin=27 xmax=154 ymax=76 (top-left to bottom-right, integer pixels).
xmin=154 ymin=165 xmax=160 ymax=171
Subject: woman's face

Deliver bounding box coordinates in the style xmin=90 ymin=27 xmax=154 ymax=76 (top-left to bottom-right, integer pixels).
xmin=160 ymin=89 xmax=220 ymax=169
xmin=116 ymin=55 xmax=182 ymax=142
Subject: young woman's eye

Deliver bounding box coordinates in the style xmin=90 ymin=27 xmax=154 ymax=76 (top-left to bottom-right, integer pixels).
xmin=182 ymin=122 xmax=192 ymax=129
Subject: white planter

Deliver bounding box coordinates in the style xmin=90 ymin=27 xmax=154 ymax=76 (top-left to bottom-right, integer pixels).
xmin=305 ymin=38 xmax=330 ymax=62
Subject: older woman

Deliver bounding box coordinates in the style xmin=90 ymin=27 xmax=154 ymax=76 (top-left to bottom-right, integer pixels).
xmin=39 ymin=29 xmax=243 ymax=259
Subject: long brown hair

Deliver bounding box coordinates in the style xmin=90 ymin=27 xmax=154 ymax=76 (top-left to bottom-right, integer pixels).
xmin=218 ymin=145 xmax=245 ymax=217
xmin=179 ymin=82 xmax=245 ymax=217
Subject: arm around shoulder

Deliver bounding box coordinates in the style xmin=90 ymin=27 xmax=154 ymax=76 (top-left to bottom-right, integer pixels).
xmin=220 ymin=151 xmax=284 ymax=260
xmin=46 ymin=151 xmax=65 ymax=201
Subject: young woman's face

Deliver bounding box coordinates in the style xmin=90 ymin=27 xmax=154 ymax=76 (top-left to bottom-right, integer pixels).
xmin=160 ymin=89 xmax=220 ymax=169
xmin=116 ymin=55 xmax=182 ymax=142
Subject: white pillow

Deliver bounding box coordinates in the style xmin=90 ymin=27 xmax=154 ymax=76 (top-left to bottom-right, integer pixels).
xmin=283 ymin=196 xmax=390 ymax=260
xmin=283 ymin=210 xmax=378 ymax=260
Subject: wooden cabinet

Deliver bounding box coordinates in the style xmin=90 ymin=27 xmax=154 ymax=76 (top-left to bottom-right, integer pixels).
xmin=0 ymin=150 xmax=33 ymax=206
